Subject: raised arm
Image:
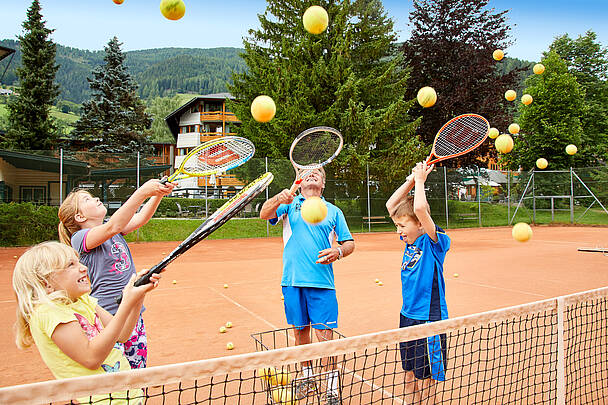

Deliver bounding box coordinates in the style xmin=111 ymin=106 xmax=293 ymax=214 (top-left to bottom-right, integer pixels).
xmin=413 ymin=161 xmax=437 ymax=242
xmin=260 ymin=189 xmax=294 ymax=220
xmin=386 ymin=173 xmax=415 ymax=216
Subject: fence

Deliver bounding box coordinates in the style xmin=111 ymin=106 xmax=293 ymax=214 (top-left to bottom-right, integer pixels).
xmin=1 ymin=149 xmax=607 ymax=233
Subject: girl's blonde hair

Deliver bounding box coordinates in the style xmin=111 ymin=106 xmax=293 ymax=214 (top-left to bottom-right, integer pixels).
xmin=13 ymin=241 xmax=77 ymax=349
xmin=58 ymin=190 xmax=91 ymax=245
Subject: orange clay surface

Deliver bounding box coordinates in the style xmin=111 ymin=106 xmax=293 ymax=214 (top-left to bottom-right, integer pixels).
xmin=1 ymin=226 xmax=607 ymax=387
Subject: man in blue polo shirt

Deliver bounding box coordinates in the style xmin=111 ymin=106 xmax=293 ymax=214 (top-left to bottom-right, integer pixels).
xmin=260 ymin=167 xmax=355 ymax=404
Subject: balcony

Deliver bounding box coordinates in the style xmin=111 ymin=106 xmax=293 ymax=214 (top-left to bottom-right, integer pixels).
xmin=200 ymin=112 xmax=240 ymax=122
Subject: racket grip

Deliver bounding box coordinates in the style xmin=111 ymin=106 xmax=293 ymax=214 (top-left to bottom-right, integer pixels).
xmin=115 ymin=270 xmax=156 ymax=305
xmin=289 ymin=180 xmax=301 ymax=195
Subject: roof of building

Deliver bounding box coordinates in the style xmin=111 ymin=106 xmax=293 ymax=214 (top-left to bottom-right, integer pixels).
xmin=0 ymin=149 xmax=89 ymax=175
xmin=0 ymin=45 xmax=15 ymax=63
xmin=164 ymin=93 xmax=236 ymax=139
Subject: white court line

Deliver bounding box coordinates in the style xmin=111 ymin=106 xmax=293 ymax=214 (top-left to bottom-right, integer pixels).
xmin=454 ymin=280 xmax=546 ymax=298
xmin=208 ymin=286 xmax=406 ymax=404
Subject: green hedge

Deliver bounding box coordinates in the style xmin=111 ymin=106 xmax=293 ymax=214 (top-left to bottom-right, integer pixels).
xmin=155 ymin=197 xmax=227 ymax=217
xmin=0 ymin=203 xmax=60 ymax=246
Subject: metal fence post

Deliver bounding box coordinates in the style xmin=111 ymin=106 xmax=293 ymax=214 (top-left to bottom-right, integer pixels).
xmin=136 ymin=152 xmax=140 ymax=241
xmin=507 ymin=169 xmax=510 ymax=225
xmin=266 ymin=156 xmax=269 ymax=237
xmin=59 ymin=148 xmax=63 ymax=205
xmin=570 ymin=167 xmax=574 ymax=224
xmin=477 ymin=166 xmax=481 ymax=227
xmin=444 ymin=166 xmax=449 ymax=229
xmin=532 ymin=170 xmax=536 ymax=224
xmin=366 ymin=163 xmax=371 ymax=232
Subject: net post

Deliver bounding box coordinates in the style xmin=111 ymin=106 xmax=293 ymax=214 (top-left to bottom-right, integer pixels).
xmin=556 ymin=297 xmax=566 ymax=405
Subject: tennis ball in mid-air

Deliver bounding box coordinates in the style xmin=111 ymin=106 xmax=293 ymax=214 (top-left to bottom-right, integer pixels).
xmin=219 ymin=326 xmax=227 ymax=333
xmin=417 ymin=86 xmax=437 ymax=108
xmin=493 ymin=49 xmax=504 ymax=61
xmin=303 ymin=5 xmax=329 ymax=34
xmin=521 ymin=94 xmax=533 ymax=105
xmin=533 ymin=63 xmax=545 ymax=74
xmin=508 ymin=123 xmax=520 ymax=134
xmin=495 ymin=134 xmax=514 ymax=154
xmin=301 ymin=196 xmax=328 ymax=225
xmin=566 ymin=144 xmax=578 ymax=155
xmin=226 ymin=342 xmax=234 ymax=350
xmin=250 ymin=95 xmax=276 ymax=123
xmin=160 ymin=0 xmax=185 ymax=20
xmin=505 ymin=90 xmax=517 ymax=101
xmin=488 ymin=127 xmax=499 ymax=139
xmin=536 ymin=158 xmax=548 ymax=169
xmin=512 ymin=222 xmax=532 ymax=242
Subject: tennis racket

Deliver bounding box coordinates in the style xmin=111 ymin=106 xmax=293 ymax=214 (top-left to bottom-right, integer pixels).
xmin=163 ymin=136 xmax=255 ymax=183
xmin=116 ymin=172 xmax=274 ymax=303
xmin=426 ymin=114 xmax=490 ymax=165
xmin=288 ymin=126 xmax=343 ymax=194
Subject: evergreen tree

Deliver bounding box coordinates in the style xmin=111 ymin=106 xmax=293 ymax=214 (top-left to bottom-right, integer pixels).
xmin=401 ymin=0 xmax=524 ymax=166
xmin=549 ymin=31 xmax=608 ymax=163
xmin=228 ymin=0 xmax=424 ymax=192
xmin=501 ymin=52 xmax=585 ymax=170
xmin=4 ymin=0 xmax=60 ymax=150
xmin=70 ymin=37 xmax=152 ymax=153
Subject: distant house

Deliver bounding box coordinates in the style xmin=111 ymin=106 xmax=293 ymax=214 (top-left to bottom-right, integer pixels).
xmin=164 ymin=93 xmax=244 ymax=198
xmin=0 ymin=88 xmax=13 ymax=96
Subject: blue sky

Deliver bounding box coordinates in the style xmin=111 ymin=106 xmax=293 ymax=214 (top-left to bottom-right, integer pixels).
xmin=1 ymin=0 xmax=607 ymax=62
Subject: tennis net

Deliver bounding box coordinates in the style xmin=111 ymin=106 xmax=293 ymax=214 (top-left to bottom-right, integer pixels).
xmin=1 ymin=286 xmax=606 ymax=404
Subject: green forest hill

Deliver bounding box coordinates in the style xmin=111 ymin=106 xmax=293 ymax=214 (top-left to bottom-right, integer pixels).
xmin=0 ymin=39 xmax=247 ymax=104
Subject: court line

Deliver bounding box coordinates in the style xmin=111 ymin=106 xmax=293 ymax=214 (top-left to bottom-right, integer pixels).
xmin=453 ymin=280 xmax=546 ymax=298
xmin=207 ymin=286 xmax=405 ymax=404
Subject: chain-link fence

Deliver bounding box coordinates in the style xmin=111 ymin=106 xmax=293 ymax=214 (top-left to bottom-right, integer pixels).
xmin=1 ymin=149 xmax=607 ymax=235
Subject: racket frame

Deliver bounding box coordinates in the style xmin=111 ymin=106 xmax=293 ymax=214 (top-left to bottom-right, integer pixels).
xmin=288 ymin=126 xmax=343 ymax=194
xmin=426 ymin=113 xmax=490 ymax=165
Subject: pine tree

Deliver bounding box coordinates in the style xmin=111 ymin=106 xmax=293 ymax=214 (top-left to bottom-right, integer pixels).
xmin=4 ymin=0 xmax=60 ymax=150
xmin=70 ymin=37 xmax=152 ymax=153
xmin=501 ymin=52 xmax=585 ymax=170
xmin=228 ymin=0 xmax=424 ymax=191
xmin=401 ymin=0 xmax=524 ymax=166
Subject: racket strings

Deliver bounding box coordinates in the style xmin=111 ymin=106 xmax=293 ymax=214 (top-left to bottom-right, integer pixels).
xmin=433 ymin=116 xmax=489 ymax=157
xmin=185 ymin=139 xmax=253 ymax=173
xmin=291 ymin=131 xmax=342 ymax=169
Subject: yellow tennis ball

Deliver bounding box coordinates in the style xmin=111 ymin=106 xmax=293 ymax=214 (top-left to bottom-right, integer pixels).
xmin=270 ymin=371 xmax=293 ymax=386
xmin=493 ymin=49 xmax=504 ymax=61
xmin=172 ymin=279 xmax=177 ymax=285
xmin=251 ymin=95 xmax=276 ymax=123
xmin=488 ymin=127 xmax=499 ymax=139
xmin=377 ymin=281 xmax=383 ymax=286
xmin=226 ymin=342 xmax=234 ymax=350
xmin=453 ymin=273 xmax=459 ymax=278
xmin=223 ymin=283 xmax=228 ymax=288
xmin=225 ymin=321 xmax=233 ymax=328
xmin=533 ymin=63 xmax=545 ymax=74
xmin=521 ymin=94 xmax=533 ymax=105
xmin=302 ymin=5 xmax=329 ymax=35
xmin=508 ymin=123 xmax=520 ymax=134
xmin=258 ymin=367 xmax=277 ymax=381
xmin=505 ymin=90 xmax=517 ymax=101
xmin=536 ymin=158 xmax=548 ymax=169
xmin=219 ymin=326 xmax=227 ymax=333
xmin=271 ymin=387 xmax=296 ymax=404
xmin=512 ymin=222 xmax=532 ymax=242
xmin=160 ymin=0 xmax=185 ymax=21
xmin=417 ymin=86 xmax=437 ymax=108
xmin=374 ymin=278 xmax=380 ymax=283
xmin=566 ymin=144 xmax=578 ymax=155
xmin=495 ymin=134 xmax=514 ymax=154
xmin=301 ymin=196 xmax=328 ymax=225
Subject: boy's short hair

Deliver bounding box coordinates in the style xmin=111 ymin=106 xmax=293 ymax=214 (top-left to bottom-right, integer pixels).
xmin=390 ymin=195 xmax=431 ymax=223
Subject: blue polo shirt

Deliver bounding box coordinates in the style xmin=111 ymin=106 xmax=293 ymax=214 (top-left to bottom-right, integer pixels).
xmin=400 ymin=226 xmax=450 ymax=321
xmin=269 ymin=195 xmax=353 ymax=289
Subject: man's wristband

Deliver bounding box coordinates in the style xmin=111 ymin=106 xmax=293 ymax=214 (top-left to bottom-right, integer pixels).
xmin=336 ymin=246 xmax=343 ymax=260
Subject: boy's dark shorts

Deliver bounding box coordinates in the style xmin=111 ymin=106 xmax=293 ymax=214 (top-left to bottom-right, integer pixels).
xmin=399 ymin=314 xmax=447 ymax=381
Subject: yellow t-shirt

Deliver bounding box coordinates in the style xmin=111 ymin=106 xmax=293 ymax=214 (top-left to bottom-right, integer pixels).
xmin=29 ymin=294 xmax=142 ymax=404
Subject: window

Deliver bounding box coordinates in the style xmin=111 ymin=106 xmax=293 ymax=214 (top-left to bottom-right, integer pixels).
xmin=21 ymin=186 xmax=46 ymax=204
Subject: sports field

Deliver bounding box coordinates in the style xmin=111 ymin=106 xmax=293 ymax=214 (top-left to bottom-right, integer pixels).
xmin=1 ymin=225 xmax=607 ymax=389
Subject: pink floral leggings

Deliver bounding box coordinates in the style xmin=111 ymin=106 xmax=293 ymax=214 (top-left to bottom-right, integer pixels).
xmin=122 ymin=316 xmax=147 ymax=369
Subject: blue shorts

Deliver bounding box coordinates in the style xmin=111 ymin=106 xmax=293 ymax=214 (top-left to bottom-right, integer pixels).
xmin=282 ymin=286 xmax=338 ymax=329
xmin=399 ymin=314 xmax=447 ymax=381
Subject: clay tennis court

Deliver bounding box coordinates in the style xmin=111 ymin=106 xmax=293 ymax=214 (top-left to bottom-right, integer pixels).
xmin=1 ymin=225 xmax=607 ymax=389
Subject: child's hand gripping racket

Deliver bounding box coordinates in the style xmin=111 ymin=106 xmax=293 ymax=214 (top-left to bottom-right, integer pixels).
xmin=425 ymin=113 xmax=490 ymax=165
xmin=162 ymin=136 xmax=255 ymax=184
xmin=116 ymin=172 xmax=274 ymax=304
xmin=288 ymin=126 xmax=343 ymax=195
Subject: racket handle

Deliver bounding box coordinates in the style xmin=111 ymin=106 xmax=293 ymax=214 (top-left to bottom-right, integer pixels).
xmin=160 ymin=175 xmax=169 ymax=185
xmin=289 ymin=180 xmax=302 ymax=195
xmin=115 ymin=269 xmax=157 ymax=305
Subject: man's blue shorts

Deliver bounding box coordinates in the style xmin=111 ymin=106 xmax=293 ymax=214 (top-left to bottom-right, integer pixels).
xmin=282 ymin=286 xmax=338 ymax=329
xmin=399 ymin=314 xmax=447 ymax=381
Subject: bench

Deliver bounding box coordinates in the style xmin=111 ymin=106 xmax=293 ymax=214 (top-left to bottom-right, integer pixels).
xmin=175 ymin=202 xmax=191 ymax=217
xmin=362 ymin=216 xmax=389 ymax=225
xmin=456 ymin=213 xmax=478 ymax=221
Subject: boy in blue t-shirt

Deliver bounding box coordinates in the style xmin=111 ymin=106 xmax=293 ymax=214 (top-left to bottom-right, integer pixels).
xmin=386 ymin=161 xmax=450 ymax=405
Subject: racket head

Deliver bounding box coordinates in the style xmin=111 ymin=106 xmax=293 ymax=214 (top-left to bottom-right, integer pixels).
xmin=428 ymin=114 xmax=490 ymax=165
xmin=169 ymin=136 xmax=255 ymax=181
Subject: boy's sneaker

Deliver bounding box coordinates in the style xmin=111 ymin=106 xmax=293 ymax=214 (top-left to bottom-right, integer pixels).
xmin=325 ymin=392 xmax=341 ymax=405
xmin=294 ymin=378 xmax=316 ymax=399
